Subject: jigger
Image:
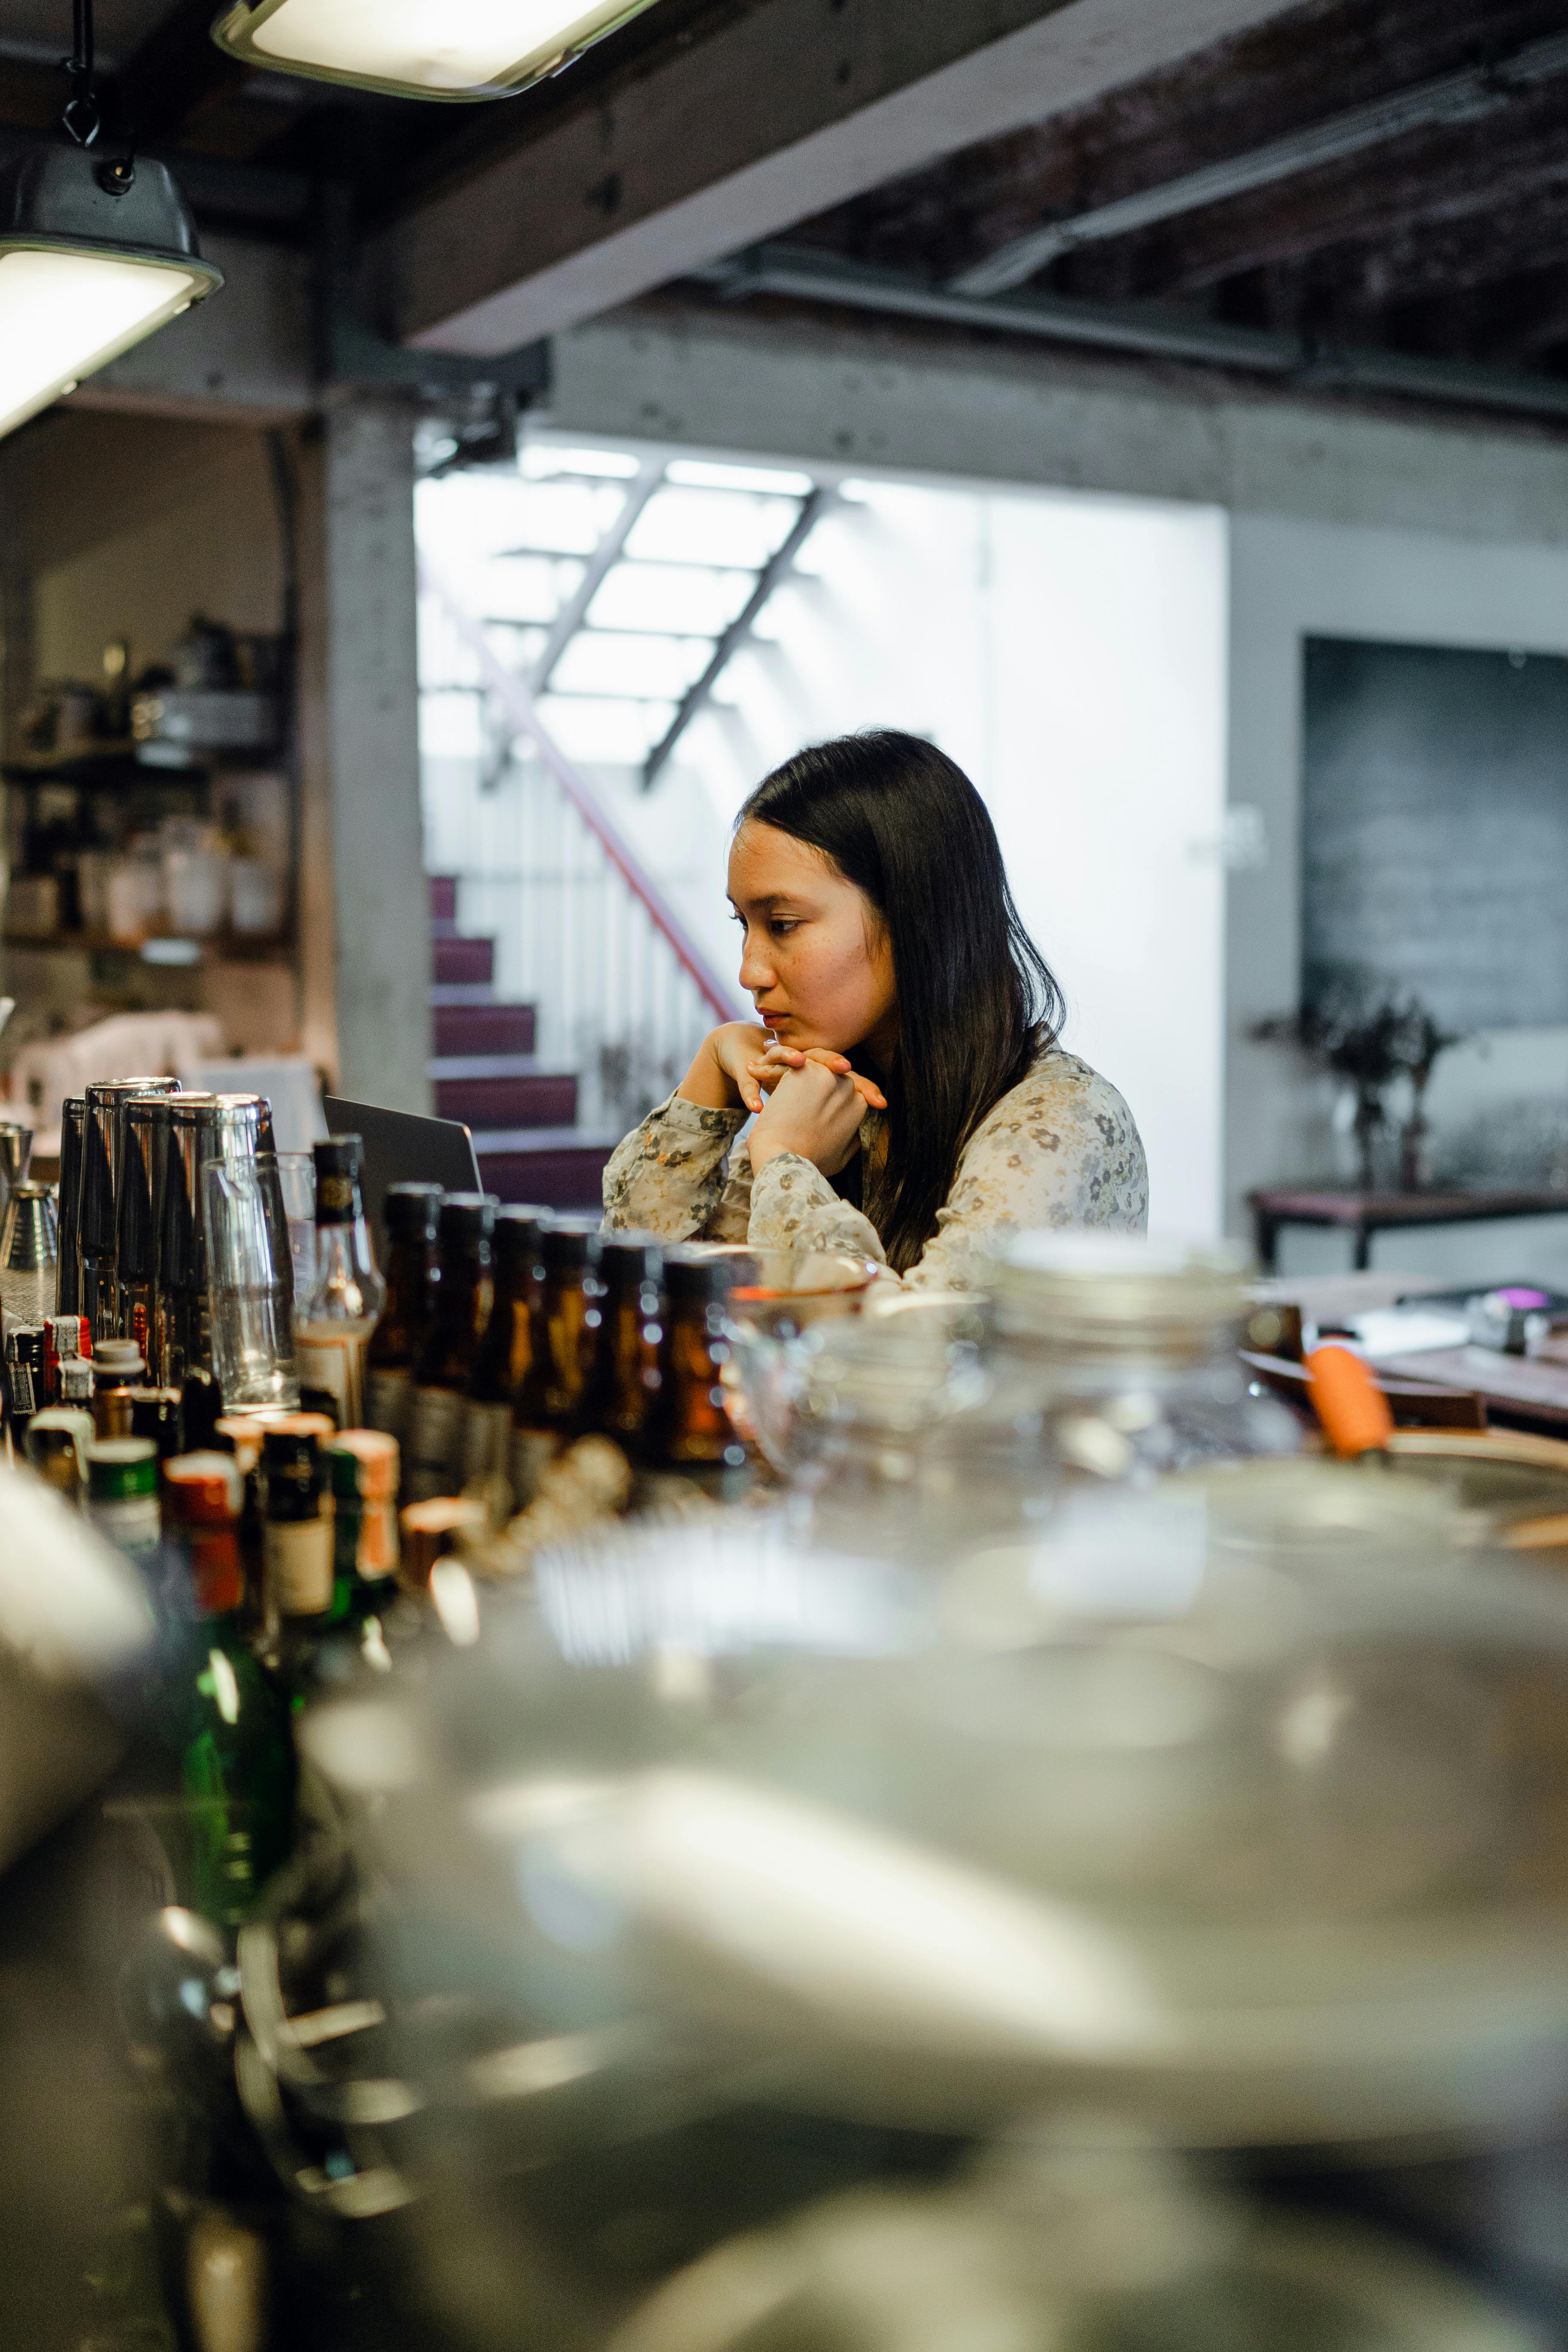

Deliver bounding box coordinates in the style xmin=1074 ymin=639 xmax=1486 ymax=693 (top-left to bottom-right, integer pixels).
xmin=0 ymin=1120 xmax=33 ymax=1225
xmin=0 ymin=1179 xmax=59 ymax=1326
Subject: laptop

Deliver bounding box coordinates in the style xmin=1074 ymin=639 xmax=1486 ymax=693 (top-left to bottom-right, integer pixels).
xmin=321 ymin=1095 xmax=483 ymax=1242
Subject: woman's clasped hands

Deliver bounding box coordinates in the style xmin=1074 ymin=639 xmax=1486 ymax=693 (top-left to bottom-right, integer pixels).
xmin=744 ymin=1039 xmax=885 ymax=1181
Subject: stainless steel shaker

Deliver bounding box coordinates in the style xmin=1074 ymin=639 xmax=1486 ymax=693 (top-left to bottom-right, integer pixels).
xmin=117 ymin=1094 xmax=175 ymax=1378
xmin=80 ymin=1077 xmax=180 ymax=1343
xmin=56 ymin=1098 xmax=85 ymax=1318
xmin=0 ymin=1120 xmax=34 ymax=1229
xmin=156 ymin=1094 xmax=274 ymax=1387
xmin=0 ymin=1180 xmax=59 ymax=1327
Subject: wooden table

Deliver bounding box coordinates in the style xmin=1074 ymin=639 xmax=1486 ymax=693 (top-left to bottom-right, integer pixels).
xmin=1249 ymin=1184 xmax=1568 ymax=1272
xmin=1376 ymin=1344 xmax=1568 ymax=1434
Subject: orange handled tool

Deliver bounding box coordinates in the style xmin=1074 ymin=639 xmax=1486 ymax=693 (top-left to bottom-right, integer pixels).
xmin=1305 ymin=1344 xmax=1394 ymax=1458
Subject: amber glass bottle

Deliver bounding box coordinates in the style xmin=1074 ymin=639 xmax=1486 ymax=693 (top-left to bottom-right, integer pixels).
xmin=509 ymin=1217 xmax=600 ymax=1509
xmin=366 ymin=1182 xmax=442 ymax=1446
xmin=643 ymin=1248 xmax=748 ymax=1498
xmin=462 ymin=1206 xmax=548 ymax=1500
xmin=577 ymin=1234 xmax=664 ymax=1452
xmin=406 ymin=1194 xmax=495 ymax=1501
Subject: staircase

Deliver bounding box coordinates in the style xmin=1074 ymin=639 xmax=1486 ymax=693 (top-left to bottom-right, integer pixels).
xmin=428 ymin=876 xmax=619 ymax=1208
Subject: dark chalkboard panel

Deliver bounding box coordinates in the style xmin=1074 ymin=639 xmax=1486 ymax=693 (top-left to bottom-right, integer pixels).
xmin=1302 ymin=636 xmax=1568 ymax=1031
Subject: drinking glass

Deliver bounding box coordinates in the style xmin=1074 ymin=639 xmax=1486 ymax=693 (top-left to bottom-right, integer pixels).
xmin=204 ymin=1153 xmax=300 ymax=1414
xmin=276 ymin=1150 xmax=317 ymax=1300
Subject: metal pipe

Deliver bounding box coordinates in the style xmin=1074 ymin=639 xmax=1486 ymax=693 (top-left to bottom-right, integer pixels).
xmin=701 ymin=242 xmax=1568 ymax=426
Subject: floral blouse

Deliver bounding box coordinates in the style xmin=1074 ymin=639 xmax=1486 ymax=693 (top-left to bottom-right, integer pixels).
xmin=601 ymin=1047 xmax=1148 ymax=1288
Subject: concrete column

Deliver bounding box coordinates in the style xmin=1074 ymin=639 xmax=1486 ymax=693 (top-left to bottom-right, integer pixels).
xmin=317 ymin=394 xmax=431 ymax=1113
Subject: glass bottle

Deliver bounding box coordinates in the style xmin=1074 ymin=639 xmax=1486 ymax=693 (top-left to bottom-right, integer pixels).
xmin=260 ymin=1419 xmax=335 ymax=1627
xmin=92 ymin=1338 xmax=146 ymax=1438
xmin=23 ymin=1405 xmax=94 ymax=1502
xmin=366 ymin=1181 xmax=442 ymax=1448
xmin=642 ymin=1248 xmax=750 ymax=1500
xmin=116 ymin=1093 xmax=168 ymax=1370
xmin=293 ymin=1135 xmax=387 ymax=1430
xmin=578 ymin=1233 xmax=664 ymax=1452
xmin=85 ymin=1434 xmax=162 ymax=1567
xmin=509 ymin=1216 xmax=600 ymax=1509
xmin=161 ymin=1451 xmax=295 ymax=1937
xmin=56 ymin=1096 xmax=85 ymax=1318
xmin=407 ymin=1194 xmax=496 ymax=1502
xmin=80 ymin=1075 xmax=180 ymax=1342
xmin=327 ymin=1431 xmax=401 ymax=1622
xmin=462 ymin=1205 xmax=548 ymax=1501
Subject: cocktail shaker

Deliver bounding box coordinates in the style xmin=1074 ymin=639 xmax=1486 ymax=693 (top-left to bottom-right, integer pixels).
xmin=0 ymin=1180 xmax=59 ymax=1326
xmin=117 ymin=1094 xmax=174 ymax=1376
xmin=0 ymin=1120 xmax=33 ymax=1228
xmin=56 ymin=1099 xmax=85 ymax=1317
xmin=80 ymin=1077 xmax=180 ymax=1342
xmin=156 ymin=1094 xmax=274 ymax=1386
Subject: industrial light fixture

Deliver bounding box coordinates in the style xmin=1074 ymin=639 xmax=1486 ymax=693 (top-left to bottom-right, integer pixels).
xmin=0 ymin=0 xmax=221 ymax=442
xmin=209 ymin=0 xmax=666 ymax=101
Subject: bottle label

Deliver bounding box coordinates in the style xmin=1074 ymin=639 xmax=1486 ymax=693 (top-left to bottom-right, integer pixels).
xmin=295 ymin=1330 xmax=364 ymax=1429
xmin=265 ymin=1513 xmax=334 ymax=1615
xmin=407 ymin=1383 xmax=467 ymax=1501
xmin=509 ymin=1425 xmax=561 ymax=1511
xmin=89 ymin=1495 xmax=161 ymax=1558
xmin=357 ymin=1498 xmax=399 ymax=1580
xmin=462 ymin=1399 xmax=513 ymax=1486
xmin=366 ymin=1366 xmax=412 ymax=1442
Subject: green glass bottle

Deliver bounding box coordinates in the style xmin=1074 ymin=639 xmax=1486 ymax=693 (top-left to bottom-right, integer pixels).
xmin=160 ymin=1452 xmax=296 ymax=1937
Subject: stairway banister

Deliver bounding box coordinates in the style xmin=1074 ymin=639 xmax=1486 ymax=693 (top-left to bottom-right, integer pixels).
xmin=419 ymin=555 xmax=741 ymax=1024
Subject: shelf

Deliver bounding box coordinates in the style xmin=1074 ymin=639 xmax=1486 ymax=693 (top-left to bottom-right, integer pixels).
xmin=3 ymin=929 xmax=294 ymax=966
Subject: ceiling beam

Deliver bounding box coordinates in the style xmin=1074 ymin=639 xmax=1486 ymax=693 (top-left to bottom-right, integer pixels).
xmin=366 ymin=0 xmax=1310 ymax=357
xmin=113 ymin=0 xmax=249 ymax=145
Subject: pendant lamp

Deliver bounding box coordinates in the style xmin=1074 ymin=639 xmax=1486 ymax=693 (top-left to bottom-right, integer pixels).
xmin=209 ymin=0 xmax=665 ymax=101
xmin=0 ymin=5 xmax=221 ymax=444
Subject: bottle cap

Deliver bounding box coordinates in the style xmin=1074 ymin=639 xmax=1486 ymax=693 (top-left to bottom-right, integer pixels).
xmin=266 ymin=1412 xmax=336 ymax=1440
xmin=214 ymin=1414 xmax=266 ymax=1474
xmin=262 ymin=1422 xmax=324 ymax=1464
xmin=85 ymin=1437 xmax=158 ymax=1500
xmin=94 ymin=1339 xmax=146 ymax=1381
xmin=438 ymin=1193 xmax=497 ymax=1245
xmin=330 ymin=1429 xmax=400 ymax=1499
xmin=663 ymin=1247 xmax=735 ymax=1304
xmin=493 ymin=1205 xmax=549 ymax=1268
xmin=164 ymin=1452 xmax=244 ymax=1522
xmin=541 ymin=1215 xmax=601 ymax=1274
xmin=313 ymin=1135 xmax=365 ymax=1224
xmin=400 ymin=1495 xmax=486 ymax=1586
xmin=386 ymin=1182 xmax=443 ymax=1236
xmin=598 ymin=1233 xmax=663 ymax=1290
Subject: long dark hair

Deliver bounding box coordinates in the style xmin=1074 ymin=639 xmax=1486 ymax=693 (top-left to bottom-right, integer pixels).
xmin=738 ymin=730 xmax=1063 ymax=1272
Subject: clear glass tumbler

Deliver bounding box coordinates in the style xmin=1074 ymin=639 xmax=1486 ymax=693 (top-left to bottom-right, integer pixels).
xmin=204 ymin=1153 xmax=300 ymax=1414
xmin=275 ymin=1150 xmax=317 ymax=1301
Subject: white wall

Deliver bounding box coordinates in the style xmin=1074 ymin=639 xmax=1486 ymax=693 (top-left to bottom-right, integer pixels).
xmin=1227 ymin=510 xmax=1568 ymax=1276
xmin=667 ymin=475 xmax=1229 ymax=1236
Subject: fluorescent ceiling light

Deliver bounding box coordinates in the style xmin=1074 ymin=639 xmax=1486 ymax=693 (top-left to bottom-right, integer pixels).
xmin=210 ymin=0 xmax=665 ymax=100
xmin=0 ymin=146 xmax=221 ymax=442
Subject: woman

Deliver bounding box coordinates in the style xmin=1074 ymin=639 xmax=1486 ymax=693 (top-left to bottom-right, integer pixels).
xmin=603 ymin=732 xmax=1147 ymax=1285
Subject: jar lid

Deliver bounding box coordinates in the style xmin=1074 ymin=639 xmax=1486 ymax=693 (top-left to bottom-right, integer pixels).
xmin=990 ymin=1231 xmax=1251 ymax=1358
xmin=94 ymin=1339 xmax=146 ymax=1379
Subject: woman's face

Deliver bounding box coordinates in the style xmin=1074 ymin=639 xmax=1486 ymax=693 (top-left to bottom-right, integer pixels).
xmin=728 ymin=820 xmax=897 ymax=1060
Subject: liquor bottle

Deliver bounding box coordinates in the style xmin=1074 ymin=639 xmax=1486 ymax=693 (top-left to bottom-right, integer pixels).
xmin=24 ymin=1406 xmax=94 ymax=1501
xmin=92 ymin=1339 xmax=146 ymax=1438
xmin=461 ymin=1206 xmax=548 ymax=1502
xmin=577 ymin=1234 xmax=664 ymax=1451
xmin=3 ymin=1323 xmax=45 ymax=1444
xmin=509 ymin=1217 xmax=601 ymax=1509
xmin=642 ymin=1250 xmax=750 ymax=1499
xmin=259 ymin=1420 xmax=335 ymax=1629
xmin=400 ymin=1495 xmax=487 ymax=1589
xmin=56 ymin=1096 xmax=85 ymax=1318
xmin=85 ymin=1435 xmax=162 ymax=1565
xmin=214 ymin=1414 xmax=267 ymax=1628
xmin=129 ymin=1386 xmax=184 ymax=1460
xmin=327 ymin=1431 xmax=400 ymax=1622
xmin=293 ymin=1136 xmax=387 ymax=1430
xmin=160 ymin=1452 xmax=296 ymax=1936
xmin=180 ymin=1367 xmax=224 ymax=1453
xmin=366 ymin=1181 xmax=442 ymax=1448
xmin=43 ymin=1314 xmax=91 ymax=1410
xmin=406 ymin=1195 xmax=496 ymax=1503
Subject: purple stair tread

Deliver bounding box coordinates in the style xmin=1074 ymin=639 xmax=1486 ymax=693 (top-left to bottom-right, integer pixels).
xmin=428 ymin=875 xmax=458 ymax=921
xmin=431 ymin=1002 xmax=536 ymax=1057
xmin=435 ymin=1071 xmax=578 ymax=1129
xmin=431 ymin=935 xmax=494 ymax=985
xmin=477 ymin=1140 xmax=615 ymax=1211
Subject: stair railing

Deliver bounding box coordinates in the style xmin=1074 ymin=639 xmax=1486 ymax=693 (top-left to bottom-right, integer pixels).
xmin=419 ymin=556 xmax=742 ymax=1132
